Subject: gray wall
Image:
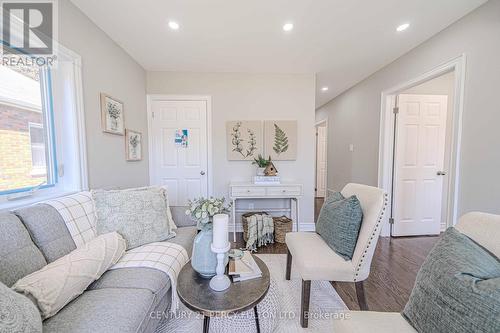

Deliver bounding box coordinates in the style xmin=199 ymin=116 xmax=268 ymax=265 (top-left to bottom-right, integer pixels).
xmin=316 ymin=0 xmax=500 ymax=217
xmin=58 ymin=1 xmax=148 ymax=189
xmin=147 ymin=72 xmax=316 ymax=226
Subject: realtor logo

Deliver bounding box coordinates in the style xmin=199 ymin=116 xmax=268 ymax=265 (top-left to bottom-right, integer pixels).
xmin=2 ymin=1 xmax=54 ymax=55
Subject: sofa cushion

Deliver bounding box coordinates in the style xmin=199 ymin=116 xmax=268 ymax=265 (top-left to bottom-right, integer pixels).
xmin=89 ymin=267 xmax=171 ymax=312
xmin=89 ymin=267 xmax=170 ymax=294
xmin=0 ymin=281 xmax=42 ymax=333
xmin=43 ymin=288 xmax=155 ymax=333
xmin=167 ymin=226 xmax=197 ymax=256
xmin=0 ymin=213 xmax=47 ymax=287
xmin=13 ymin=232 xmax=126 ymax=319
xmin=92 ymin=186 xmax=175 ymax=249
xmin=403 ymin=228 xmax=500 ymax=333
xmin=315 ymin=194 xmax=363 ymax=260
xmin=14 ymin=204 xmax=76 ymax=263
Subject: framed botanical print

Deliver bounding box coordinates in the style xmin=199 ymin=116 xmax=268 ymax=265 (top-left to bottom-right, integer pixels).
xmin=264 ymin=120 xmax=297 ymax=160
xmin=100 ymin=93 xmax=125 ymax=135
xmin=226 ymin=121 xmax=263 ymax=160
xmin=125 ymin=129 xmax=142 ymax=161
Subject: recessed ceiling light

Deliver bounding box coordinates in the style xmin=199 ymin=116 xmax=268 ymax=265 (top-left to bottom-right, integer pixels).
xmin=321 ymin=87 xmax=329 ymax=92
xmin=396 ymin=23 xmax=410 ymax=32
xmin=283 ymin=23 xmax=294 ymax=32
xmin=168 ymin=21 xmax=180 ymax=30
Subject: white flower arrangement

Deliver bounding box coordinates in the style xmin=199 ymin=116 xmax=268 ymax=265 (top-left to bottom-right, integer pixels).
xmin=185 ymin=197 xmax=232 ymax=228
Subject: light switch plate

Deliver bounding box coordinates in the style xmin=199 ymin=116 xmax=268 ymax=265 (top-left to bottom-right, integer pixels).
xmin=349 ymin=144 xmax=354 ymax=152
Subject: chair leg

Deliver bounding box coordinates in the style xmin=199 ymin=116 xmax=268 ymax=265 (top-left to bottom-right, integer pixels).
xmin=355 ymin=281 xmax=368 ymax=311
xmin=286 ymin=249 xmax=292 ymax=280
xmin=301 ymin=280 xmax=311 ymax=328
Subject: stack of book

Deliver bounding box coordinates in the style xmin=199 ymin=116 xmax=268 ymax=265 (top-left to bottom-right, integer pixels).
xmin=228 ymin=251 xmax=262 ymax=282
xmin=253 ymin=176 xmax=281 ymax=185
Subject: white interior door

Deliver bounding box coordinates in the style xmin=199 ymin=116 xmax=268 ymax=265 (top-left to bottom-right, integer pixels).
xmin=393 ymin=94 xmax=448 ymax=236
xmin=316 ymin=125 xmax=327 ymax=197
xmin=150 ymin=99 xmax=208 ymax=206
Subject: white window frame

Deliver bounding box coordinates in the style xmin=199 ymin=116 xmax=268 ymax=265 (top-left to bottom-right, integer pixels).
xmin=0 ymin=43 xmax=88 ymax=210
xmin=28 ymin=122 xmax=48 ymax=176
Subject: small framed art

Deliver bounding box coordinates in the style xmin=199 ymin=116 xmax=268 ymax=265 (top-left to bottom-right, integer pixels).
xmin=125 ymin=129 xmax=142 ymax=161
xmin=100 ymin=93 xmax=125 ymax=135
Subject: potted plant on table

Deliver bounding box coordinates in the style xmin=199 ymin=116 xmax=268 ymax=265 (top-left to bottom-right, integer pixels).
xmin=186 ymin=197 xmax=232 ymax=278
xmin=252 ymin=154 xmax=270 ymax=176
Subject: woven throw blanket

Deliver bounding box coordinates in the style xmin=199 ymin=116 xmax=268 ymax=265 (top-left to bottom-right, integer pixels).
xmin=44 ymin=191 xmax=97 ymax=247
xmin=45 ymin=192 xmax=189 ymax=313
xmin=110 ymin=241 xmax=189 ymax=313
xmin=246 ymin=214 xmax=274 ymax=251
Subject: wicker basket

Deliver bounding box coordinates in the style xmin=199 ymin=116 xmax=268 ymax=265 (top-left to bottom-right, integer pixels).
xmin=241 ymin=212 xmax=269 ymax=242
xmin=273 ymin=216 xmax=293 ymax=243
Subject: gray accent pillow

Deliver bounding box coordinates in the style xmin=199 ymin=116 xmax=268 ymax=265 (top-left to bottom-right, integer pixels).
xmin=325 ymin=191 xmax=344 ymax=204
xmin=403 ymin=228 xmax=500 ymax=333
xmin=0 ymin=213 xmax=47 ymax=287
xmin=92 ymin=186 xmax=175 ymax=249
xmin=315 ymin=194 xmax=363 ymax=260
xmin=0 ymin=281 xmax=42 ymax=333
xmin=14 ymin=204 xmax=76 ymax=263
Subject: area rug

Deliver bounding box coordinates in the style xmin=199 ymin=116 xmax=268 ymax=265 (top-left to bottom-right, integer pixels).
xmin=155 ymin=254 xmax=348 ymax=332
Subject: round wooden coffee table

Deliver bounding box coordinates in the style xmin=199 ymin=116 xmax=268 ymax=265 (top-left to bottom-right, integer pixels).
xmin=177 ymin=255 xmax=270 ymax=333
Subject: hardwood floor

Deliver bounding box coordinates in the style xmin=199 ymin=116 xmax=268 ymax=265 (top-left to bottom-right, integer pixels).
xmin=231 ymin=196 xmax=440 ymax=312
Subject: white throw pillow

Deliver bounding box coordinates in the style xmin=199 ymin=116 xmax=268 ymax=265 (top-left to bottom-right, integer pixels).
xmin=12 ymin=232 xmax=125 ymax=319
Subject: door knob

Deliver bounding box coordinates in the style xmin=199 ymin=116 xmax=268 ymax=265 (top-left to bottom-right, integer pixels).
xmin=437 ymin=171 xmax=446 ymax=176
xmin=200 ymin=171 xmax=206 ymax=176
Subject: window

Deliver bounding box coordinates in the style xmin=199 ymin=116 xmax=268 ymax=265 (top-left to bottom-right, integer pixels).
xmin=0 ymin=63 xmax=56 ymax=194
xmin=0 ymin=46 xmax=88 ymax=209
xmin=29 ymin=123 xmax=47 ymax=175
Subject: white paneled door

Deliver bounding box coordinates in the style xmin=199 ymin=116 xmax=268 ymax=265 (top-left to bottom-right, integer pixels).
xmin=392 ymin=94 xmax=448 ymax=236
xmin=315 ymin=125 xmax=327 ymax=197
xmin=150 ymin=99 xmax=208 ymax=206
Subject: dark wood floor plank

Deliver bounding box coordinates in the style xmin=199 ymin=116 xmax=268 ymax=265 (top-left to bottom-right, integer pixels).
xmin=231 ymin=230 xmax=439 ymax=312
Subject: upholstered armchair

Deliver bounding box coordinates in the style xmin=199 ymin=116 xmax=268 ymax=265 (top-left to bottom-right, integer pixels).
xmin=285 ymin=183 xmax=388 ymax=328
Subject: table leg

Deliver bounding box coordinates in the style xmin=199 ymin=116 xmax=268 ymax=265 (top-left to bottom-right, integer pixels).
xmin=254 ymin=307 xmax=261 ymax=333
xmin=203 ymin=316 xmax=210 ymax=333
xmin=232 ymin=198 xmax=236 ymax=242
xmin=293 ymin=197 xmax=300 ymax=232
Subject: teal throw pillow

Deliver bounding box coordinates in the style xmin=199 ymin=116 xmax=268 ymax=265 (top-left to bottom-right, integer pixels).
xmin=403 ymin=228 xmax=500 ymax=333
xmin=316 ymin=193 xmax=363 ymax=260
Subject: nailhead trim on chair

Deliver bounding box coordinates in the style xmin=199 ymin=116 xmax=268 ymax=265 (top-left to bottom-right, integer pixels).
xmin=354 ymin=192 xmax=388 ymax=282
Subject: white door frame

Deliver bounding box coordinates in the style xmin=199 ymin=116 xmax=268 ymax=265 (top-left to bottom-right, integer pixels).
xmin=378 ymin=54 xmax=466 ymax=236
xmin=315 ymin=119 xmax=328 ymax=198
xmin=147 ymin=94 xmax=213 ymax=197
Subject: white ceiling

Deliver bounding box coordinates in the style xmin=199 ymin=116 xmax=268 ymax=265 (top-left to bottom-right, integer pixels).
xmin=70 ymin=0 xmax=486 ymax=108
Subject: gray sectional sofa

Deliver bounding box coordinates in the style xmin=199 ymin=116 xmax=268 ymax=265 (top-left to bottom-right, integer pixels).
xmin=0 ymin=196 xmax=197 ymax=333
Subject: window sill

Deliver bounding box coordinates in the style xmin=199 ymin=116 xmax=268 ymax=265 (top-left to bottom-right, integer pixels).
xmin=0 ymin=189 xmax=80 ymax=212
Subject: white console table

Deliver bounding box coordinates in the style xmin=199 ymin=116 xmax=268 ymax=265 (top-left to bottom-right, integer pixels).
xmin=229 ymin=182 xmax=302 ymax=242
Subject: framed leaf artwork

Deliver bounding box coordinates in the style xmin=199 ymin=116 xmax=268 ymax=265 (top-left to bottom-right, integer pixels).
xmin=125 ymin=129 xmax=142 ymax=161
xmin=264 ymin=120 xmax=297 ymax=160
xmin=100 ymin=93 xmax=125 ymax=135
xmin=226 ymin=121 xmax=263 ymax=160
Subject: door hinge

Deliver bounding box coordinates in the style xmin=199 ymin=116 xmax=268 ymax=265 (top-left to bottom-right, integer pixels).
xmin=393 ymin=107 xmax=399 ymax=114
xmin=389 ymin=217 xmax=395 ymax=225
xmin=151 ymin=111 xmax=155 ymax=118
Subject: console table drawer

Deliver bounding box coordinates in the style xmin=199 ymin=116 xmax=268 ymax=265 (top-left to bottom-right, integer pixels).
xmin=266 ymin=186 xmax=302 ymax=196
xmin=231 ymin=187 xmax=267 ymax=197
